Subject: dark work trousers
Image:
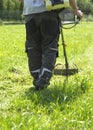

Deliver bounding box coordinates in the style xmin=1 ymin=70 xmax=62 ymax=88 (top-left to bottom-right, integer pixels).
xmin=25 ymin=11 xmax=60 ymax=85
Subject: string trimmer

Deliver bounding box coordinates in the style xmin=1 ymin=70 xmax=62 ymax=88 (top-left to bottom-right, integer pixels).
xmin=54 ymin=9 xmax=80 ymax=76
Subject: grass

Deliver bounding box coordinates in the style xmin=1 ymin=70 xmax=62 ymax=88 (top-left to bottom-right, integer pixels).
xmin=0 ymin=22 xmax=93 ymax=130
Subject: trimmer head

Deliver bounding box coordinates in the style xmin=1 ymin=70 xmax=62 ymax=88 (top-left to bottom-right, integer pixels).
xmin=54 ymin=64 xmax=78 ymax=76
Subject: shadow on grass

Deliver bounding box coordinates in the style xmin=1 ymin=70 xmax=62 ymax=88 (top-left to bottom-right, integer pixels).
xmin=24 ymin=77 xmax=88 ymax=108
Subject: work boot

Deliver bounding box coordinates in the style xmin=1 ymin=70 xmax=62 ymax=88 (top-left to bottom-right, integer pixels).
xmin=33 ymin=77 xmax=50 ymax=90
xmin=33 ymin=70 xmax=52 ymax=90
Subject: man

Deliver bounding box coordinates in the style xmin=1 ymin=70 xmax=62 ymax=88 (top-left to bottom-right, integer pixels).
xmin=21 ymin=0 xmax=83 ymax=90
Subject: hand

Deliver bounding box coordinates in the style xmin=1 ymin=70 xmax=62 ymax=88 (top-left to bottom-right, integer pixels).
xmin=75 ymin=10 xmax=83 ymax=19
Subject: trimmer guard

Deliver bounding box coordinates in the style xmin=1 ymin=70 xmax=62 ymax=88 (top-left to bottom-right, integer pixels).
xmin=54 ymin=64 xmax=78 ymax=76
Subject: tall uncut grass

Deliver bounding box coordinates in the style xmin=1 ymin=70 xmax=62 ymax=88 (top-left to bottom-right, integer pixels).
xmin=0 ymin=22 xmax=93 ymax=130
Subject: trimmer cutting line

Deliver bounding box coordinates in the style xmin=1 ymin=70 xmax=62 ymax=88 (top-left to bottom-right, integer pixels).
xmin=54 ymin=11 xmax=80 ymax=76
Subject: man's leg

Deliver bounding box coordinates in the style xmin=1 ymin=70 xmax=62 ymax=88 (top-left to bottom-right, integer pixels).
xmin=25 ymin=18 xmax=42 ymax=83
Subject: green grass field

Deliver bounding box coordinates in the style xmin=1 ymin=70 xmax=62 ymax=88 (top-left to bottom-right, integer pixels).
xmin=0 ymin=22 xmax=93 ymax=130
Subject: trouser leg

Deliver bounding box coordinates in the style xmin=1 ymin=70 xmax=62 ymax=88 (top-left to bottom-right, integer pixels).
xmin=40 ymin=12 xmax=60 ymax=78
xmin=25 ymin=18 xmax=42 ymax=81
